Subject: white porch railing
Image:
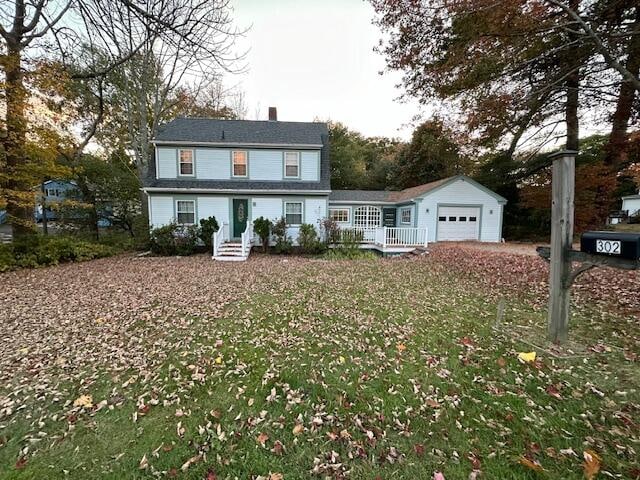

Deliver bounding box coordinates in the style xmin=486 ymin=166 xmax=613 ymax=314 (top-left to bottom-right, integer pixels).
xmin=212 ymin=222 xmax=229 ymax=257
xmin=339 ymin=226 xmax=428 ymax=249
xmin=241 ymin=222 xmax=253 ymax=257
xmin=383 ymin=227 xmax=428 ymax=248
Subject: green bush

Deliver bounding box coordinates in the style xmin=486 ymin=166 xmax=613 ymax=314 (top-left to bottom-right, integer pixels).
xmin=149 ymin=222 xmax=199 ymax=256
xmin=0 ymin=235 xmax=117 ymax=272
xmin=323 ymin=248 xmax=378 ymax=261
xmin=253 ymin=217 xmax=272 ymax=253
xmin=199 ymin=216 xmax=219 ymax=248
xmin=271 ymin=217 xmax=292 ymax=254
xmin=297 ymin=223 xmax=326 ymax=254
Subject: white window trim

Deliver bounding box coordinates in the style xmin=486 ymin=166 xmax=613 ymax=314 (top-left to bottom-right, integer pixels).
xmin=175 ymin=199 xmax=196 ymax=225
xmin=400 ymin=207 xmax=412 ymax=225
xmin=284 ymin=201 xmax=304 ymax=226
xmin=284 ymin=151 xmax=300 ymax=179
xmin=178 ymin=149 xmax=195 ymax=177
xmin=232 ymin=150 xmax=248 ymax=178
xmin=329 ymin=207 xmax=350 ymax=224
xmin=353 ymin=205 xmax=382 ymax=228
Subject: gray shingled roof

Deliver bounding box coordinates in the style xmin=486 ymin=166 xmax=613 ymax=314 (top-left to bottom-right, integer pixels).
xmin=154 ymin=118 xmax=327 ymax=145
xmin=328 ymin=190 xmax=394 ymax=202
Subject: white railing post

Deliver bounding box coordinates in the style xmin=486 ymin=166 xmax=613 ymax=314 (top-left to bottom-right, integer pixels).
xmin=382 ymin=226 xmax=387 ymax=248
xmin=424 ymin=227 xmax=429 ymax=248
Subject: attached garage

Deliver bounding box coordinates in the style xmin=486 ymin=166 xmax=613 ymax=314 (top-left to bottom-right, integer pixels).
xmin=329 ymin=175 xmax=507 ymax=244
xmin=437 ymin=206 xmax=480 ymax=241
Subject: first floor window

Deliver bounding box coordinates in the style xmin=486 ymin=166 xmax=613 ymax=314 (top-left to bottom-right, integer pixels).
xmin=176 ymin=200 xmax=195 ymax=225
xmin=354 ymin=206 xmax=381 ymax=228
xmin=233 ymin=151 xmax=248 ymax=177
xmin=400 ymin=207 xmax=412 ymax=224
xmin=285 ymin=202 xmax=303 ymax=225
xmin=329 ymin=208 xmax=349 ymax=223
xmin=284 ymin=152 xmax=300 ymax=178
xmin=179 ymin=149 xmax=194 ymax=175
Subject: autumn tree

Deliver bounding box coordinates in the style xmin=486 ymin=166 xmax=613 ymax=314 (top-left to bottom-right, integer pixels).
xmin=1 ymin=0 xmax=240 ymax=236
xmin=371 ymin=0 xmax=639 ymax=158
xmin=393 ymin=120 xmax=469 ymax=189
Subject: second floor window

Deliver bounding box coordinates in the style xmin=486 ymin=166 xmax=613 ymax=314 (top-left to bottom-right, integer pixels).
xmin=284 ymin=152 xmax=299 ymax=178
xmin=233 ymin=151 xmax=248 ymax=177
xmin=179 ymin=149 xmax=194 ymax=176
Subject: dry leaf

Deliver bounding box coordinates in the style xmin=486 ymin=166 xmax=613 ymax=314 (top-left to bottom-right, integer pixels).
xmin=293 ymin=424 xmax=304 ymax=435
xmin=583 ymin=450 xmax=601 ymax=480
xmin=518 ymin=456 xmax=544 ymax=472
xmin=257 ymin=432 xmax=269 ymax=446
xmin=73 ymin=394 xmax=93 ymax=409
xmin=517 ymin=352 xmax=536 ymax=363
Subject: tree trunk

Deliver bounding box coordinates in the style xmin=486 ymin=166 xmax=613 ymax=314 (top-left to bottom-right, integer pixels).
xmin=2 ymin=44 xmax=35 ymax=237
xmin=604 ymin=7 xmax=640 ymax=167
xmin=565 ymin=0 xmax=580 ymax=152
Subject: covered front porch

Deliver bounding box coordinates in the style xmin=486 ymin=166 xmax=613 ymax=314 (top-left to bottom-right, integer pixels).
xmin=336 ymin=226 xmax=429 ymax=254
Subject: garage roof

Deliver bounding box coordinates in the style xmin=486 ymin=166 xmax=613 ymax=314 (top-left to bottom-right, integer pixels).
xmin=329 ymin=175 xmax=507 ymax=204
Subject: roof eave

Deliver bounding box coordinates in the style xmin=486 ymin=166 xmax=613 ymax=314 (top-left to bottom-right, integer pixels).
xmin=152 ymin=140 xmax=323 ymax=149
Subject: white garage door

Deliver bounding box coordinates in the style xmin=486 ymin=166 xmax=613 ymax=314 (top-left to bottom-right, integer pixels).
xmin=437 ymin=206 xmax=480 ymax=241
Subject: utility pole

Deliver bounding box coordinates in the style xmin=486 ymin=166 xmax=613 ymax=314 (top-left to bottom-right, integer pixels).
xmin=547 ymin=150 xmax=577 ymax=343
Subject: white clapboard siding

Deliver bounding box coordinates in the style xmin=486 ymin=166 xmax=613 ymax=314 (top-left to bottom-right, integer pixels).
xmin=250 ymin=150 xmax=283 ymax=181
xmin=157 ymin=148 xmax=177 ymax=178
xmin=300 ymin=151 xmax=320 ymax=181
xmin=196 ymin=149 xmax=230 ymax=179
xmin=149 ymin=196 xmax=174 ymax=227
xmin=198 ymin=196 xmax=229 ymax=225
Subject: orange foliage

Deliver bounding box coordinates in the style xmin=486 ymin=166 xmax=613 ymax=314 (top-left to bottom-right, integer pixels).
xmin=520 ymin=163 xmax=617 ymax=233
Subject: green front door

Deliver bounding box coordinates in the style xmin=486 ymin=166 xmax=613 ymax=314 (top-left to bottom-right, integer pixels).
xmin=232 ymin=199 xmax=248 ymax=238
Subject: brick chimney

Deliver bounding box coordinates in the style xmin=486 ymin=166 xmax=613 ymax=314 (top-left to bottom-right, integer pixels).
xmin=268 ymin=107 xmax=277 ymax=121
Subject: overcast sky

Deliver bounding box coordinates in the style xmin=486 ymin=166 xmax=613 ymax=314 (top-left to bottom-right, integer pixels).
xmin=230 ymin=0 xmax=422 ymax=140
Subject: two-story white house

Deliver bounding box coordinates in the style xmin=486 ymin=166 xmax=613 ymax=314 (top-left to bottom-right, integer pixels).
xmin=143 ymin=110 xmax=506 ymax=260
xmin=143 ymin=112 xmax=330 ymax=259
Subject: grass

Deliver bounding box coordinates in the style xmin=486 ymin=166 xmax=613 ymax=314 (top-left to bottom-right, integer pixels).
xmin=0 ymin=255 xmax=638 ymax=479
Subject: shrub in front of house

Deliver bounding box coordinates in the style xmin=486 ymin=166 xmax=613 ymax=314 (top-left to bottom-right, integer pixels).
xmin=271 ymin=217 xmax=293 ymax=254
xmin=253 ymin=217 xmax=272 ymax=253
xmin=149 ymin=222 xmax=200 ymax=256
xmin=297 ymin=223 xmax=326 ymax=254
xmin=0 ymin=235 xmax=117 ymax=272
xmin=320 ymin=218 xmax=340 ymax=244
xmin=198 ymin=216 xmax=219 ymax=249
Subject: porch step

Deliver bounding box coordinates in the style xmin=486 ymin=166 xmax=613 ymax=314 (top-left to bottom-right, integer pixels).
xmin=213 ymin=243 xmax=252 ymax=262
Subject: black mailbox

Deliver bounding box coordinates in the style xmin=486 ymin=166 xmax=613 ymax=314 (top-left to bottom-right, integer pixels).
xmin=581 ymin=231 xmax=640 ymax=260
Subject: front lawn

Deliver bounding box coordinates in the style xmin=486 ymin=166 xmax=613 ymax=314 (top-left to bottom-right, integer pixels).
xmin=0 ymin=247 xmax=638 ymax=479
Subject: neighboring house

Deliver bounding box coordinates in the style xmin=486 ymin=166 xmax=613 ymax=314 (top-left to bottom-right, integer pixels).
xmin=143 ymin=110 xmax=506 ymax=261
xmin=35 ymin=180 xmax=79 ymax=222
xmin=609 ymin=190 xmax=640 ymax=225
xmin=622 ymin=192 xmax=640 ymax=217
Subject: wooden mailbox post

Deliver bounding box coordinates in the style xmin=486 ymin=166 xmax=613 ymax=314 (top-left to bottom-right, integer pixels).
xmin=547 ymin=150 xmax=577 ymax=343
